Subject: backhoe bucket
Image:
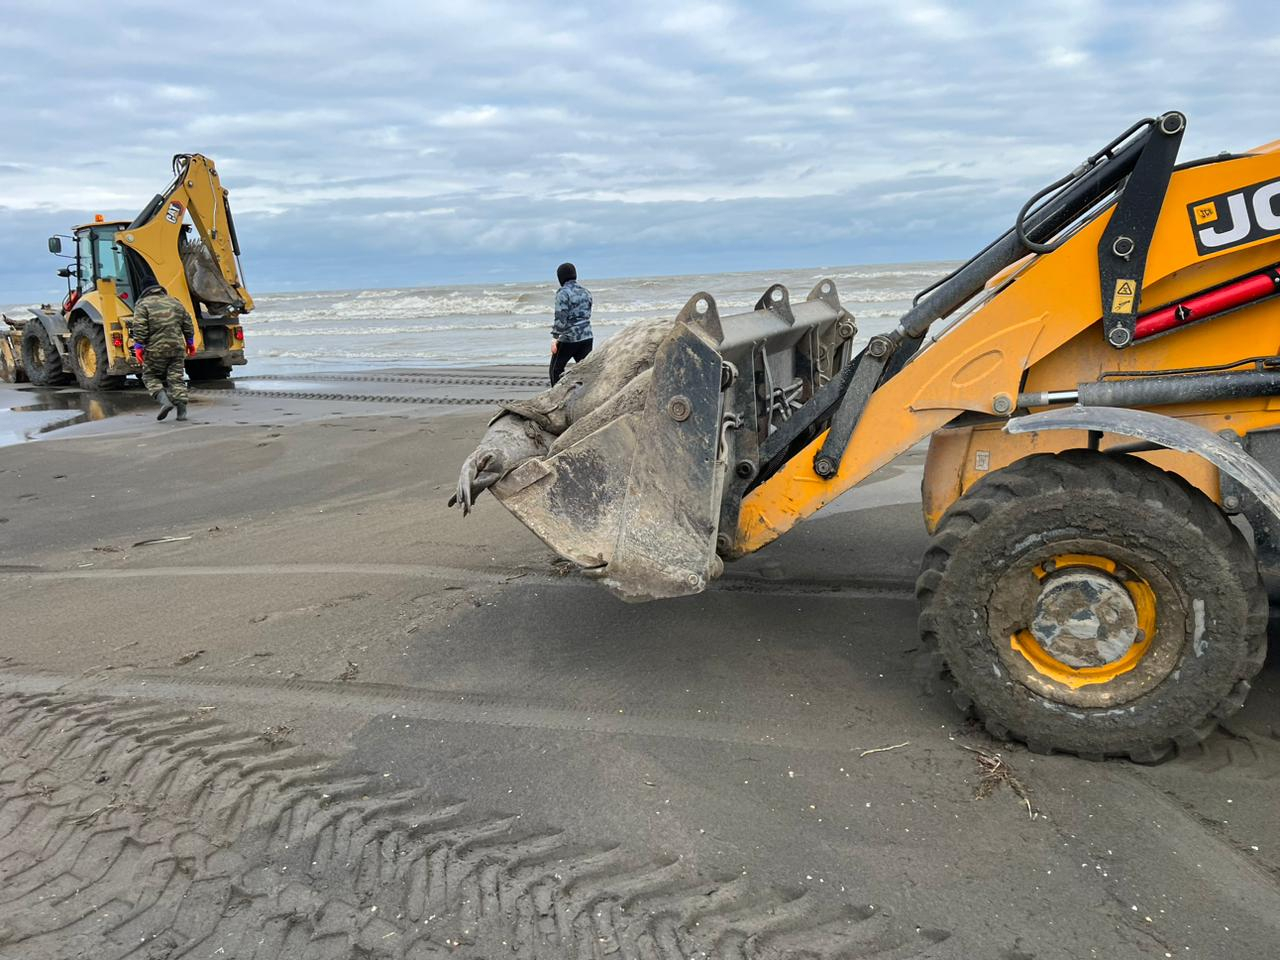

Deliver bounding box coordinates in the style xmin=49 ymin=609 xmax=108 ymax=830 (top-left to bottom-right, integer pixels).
xmin=487 ymin=282 xmax=856 ymax=602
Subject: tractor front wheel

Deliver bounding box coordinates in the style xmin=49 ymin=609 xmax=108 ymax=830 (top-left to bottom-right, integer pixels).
xmin=917 ymin=449 xmax=1267 ymax=762
xmin=69 ymin=320 xmax=125 ymax=391
xmin=20 ymin=324 xmax=72 ymax=386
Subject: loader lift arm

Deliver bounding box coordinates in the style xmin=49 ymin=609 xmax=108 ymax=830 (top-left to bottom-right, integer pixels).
xmin=733 ymin=112 xmax=1213 ymax=554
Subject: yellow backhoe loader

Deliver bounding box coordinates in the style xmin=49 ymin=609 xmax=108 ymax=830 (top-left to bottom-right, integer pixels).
xmin=460 ymin=111 xmax=1280 ymax=761
xmin=0 ymin=154 xmax=252 ymax=389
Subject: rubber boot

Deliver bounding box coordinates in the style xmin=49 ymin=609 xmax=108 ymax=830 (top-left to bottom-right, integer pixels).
xmin=175 ymin=402 xmax=188 ymax=422
xmin=155 ymin=389 xmax=174 ymax=421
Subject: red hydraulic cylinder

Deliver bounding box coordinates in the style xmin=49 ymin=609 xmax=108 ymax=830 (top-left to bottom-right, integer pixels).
xmin=1134 ymin=268 xmax=1280 ymax=340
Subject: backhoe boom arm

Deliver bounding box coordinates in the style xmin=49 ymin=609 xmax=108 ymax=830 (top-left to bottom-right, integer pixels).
xmin=117 ymin=154 xmax=253 ymax=326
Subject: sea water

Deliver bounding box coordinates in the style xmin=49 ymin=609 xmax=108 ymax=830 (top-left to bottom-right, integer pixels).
xmin=3 ymin=261 xmax=959 ymax=374
xmin=239 ymin=261 xmax=957 ymax=373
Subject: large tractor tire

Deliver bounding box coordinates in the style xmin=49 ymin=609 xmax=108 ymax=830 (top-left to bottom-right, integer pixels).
xmin=20 ymin=323 xmax=72 ymax=386
xmin=186 ymin=358 xmax=232 ymax=381
xmin=917 ymin=449 xmax=1268 ymax=762
xmin=68 ymin=319 xmax=125 ymax=391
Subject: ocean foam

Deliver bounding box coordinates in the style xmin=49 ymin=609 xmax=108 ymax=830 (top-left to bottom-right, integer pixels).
xmin=239 ymin=262 xmax=948 ymax=371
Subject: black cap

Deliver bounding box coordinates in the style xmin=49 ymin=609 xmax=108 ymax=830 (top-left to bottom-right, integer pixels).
xmin=556 ymin=262 xmax=577 ymax=285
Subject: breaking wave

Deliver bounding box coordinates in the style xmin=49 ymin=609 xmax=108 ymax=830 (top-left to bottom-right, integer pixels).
xmin=240 ymin=261 xmax=952 ymax=373
xmin=251 ymin=317 xmax=646 ymax=337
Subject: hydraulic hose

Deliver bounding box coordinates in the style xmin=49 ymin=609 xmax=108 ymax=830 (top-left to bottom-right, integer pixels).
xmin=895 ymin=116 xmax=1164 ymax=341
xmin=1014 ymin=117 xmax=1156 ymax=255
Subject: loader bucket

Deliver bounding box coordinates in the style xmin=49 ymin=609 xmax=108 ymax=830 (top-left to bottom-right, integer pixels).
xmin=488 ymin=282 xmax=856 ymax=602
xmin=493 ymin=311 xmax=728 ymax=601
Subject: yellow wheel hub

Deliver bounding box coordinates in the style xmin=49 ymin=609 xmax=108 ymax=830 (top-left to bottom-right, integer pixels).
xmin=76 ymin=335 xmax=98 ymax=378
xmin=1009 ymin=554 xmax=1157 ymax=689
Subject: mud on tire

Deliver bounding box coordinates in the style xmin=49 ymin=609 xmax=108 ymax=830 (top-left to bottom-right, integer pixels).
xmin=19 ymin=323 xmax=71 ymax=387
xmin=916 ymin=450 xmax=1268 ymax=762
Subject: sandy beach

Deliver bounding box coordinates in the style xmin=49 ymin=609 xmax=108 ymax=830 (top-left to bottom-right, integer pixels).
xmin=1 ymin=371 xmax=1278 ymax=959
xmin=5 ymin=0 xmax=1275 ymax=953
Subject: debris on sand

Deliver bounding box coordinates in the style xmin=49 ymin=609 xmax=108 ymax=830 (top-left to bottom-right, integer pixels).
xmin=72 ymin=802 xmax=123 ymax=826
xmin=859 ymin=741 xmax=910 ymax=758
xmin=961 ymin=745 xmax=1037 ymax=820
xmin=336 ymin=660 xmax=360 ymax=682
xmin=174 ymin=649 xmax=206 ymax=665
xmin=257 ymin=724 xmax=294 ymax=745
xmin=132 ymin=535 xmax=193 ymax=546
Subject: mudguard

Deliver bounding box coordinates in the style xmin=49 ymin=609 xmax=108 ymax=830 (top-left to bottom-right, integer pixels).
xmin=1006 ymin=404 xmax=1280 ymax=522
xmin=68 ymin=302 xmax=102 ymax=326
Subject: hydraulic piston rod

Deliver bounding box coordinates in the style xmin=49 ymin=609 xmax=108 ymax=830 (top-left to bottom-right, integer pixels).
xmin=1019 ymin=370 xmax=1280 ymax=409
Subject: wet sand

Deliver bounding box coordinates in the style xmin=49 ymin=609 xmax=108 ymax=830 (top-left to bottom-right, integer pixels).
xmin=1 ymin=371 xmax=1278 ymax=959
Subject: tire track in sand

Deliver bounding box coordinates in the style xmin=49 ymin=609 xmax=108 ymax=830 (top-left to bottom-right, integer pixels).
xmin=0 ymin=692 xmax=952 ymax=959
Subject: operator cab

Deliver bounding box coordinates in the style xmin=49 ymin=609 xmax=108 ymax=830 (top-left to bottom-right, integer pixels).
xmin=74 ymin=221 xmax=135 ymax=307
xmin=48 ymin=220 xmax=152 ymax=314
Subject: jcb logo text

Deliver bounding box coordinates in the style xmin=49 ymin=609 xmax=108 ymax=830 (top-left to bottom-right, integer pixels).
xmin=1188 ymin=177 xmax=1280 ymax=255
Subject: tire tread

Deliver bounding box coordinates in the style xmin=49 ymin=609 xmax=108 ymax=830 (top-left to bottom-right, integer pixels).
xmin=916 ymin=451 xmax=1268 ymax=762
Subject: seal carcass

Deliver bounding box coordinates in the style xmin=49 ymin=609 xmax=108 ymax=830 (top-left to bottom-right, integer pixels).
xmin=450 ymin=317 xmax=672 ymax=514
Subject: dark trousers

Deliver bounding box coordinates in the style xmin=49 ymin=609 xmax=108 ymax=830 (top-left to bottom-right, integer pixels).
xmin=549 ymin=338 xmax=593 ymax=385
xmin=142 ymin=352 xmax=188 ymax=403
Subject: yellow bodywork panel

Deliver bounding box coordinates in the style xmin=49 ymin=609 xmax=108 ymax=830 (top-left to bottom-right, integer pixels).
xmin=74 ymin=285 xmax=135 ymax=369
xmin=93 ymin=282 xmax=125 ymax=364
xmin=737 ymin=147 xmax=1280 ymax=554
xmin=922 ymin=418 xmax=1227 ymax=532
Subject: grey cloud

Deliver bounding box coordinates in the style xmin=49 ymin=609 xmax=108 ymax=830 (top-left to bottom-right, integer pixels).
xmin=0 ymin=0 xmax=1275 ymax=300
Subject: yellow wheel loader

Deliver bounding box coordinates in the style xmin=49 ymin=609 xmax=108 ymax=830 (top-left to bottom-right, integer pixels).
xmin=0 ymin=154 xmax=252 ymax=390
xmin=460 ymin=111 xmax=1280 ymax=761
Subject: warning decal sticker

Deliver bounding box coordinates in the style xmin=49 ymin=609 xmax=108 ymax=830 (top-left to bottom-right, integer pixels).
xmin=1110 ymin=278 xmax=1137 ymax=314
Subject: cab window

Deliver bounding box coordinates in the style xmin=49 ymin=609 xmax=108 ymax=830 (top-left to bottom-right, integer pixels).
xmin=72 ymin=228 xmax=135 ymax=305
xmin=75 ymin=232 xmax=95 ymax=294
xmin=92 ymin=232 xmax=134 ymax=303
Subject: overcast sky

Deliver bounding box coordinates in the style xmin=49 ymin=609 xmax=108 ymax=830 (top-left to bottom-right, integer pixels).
xmin=1 ymin=1 xmax=1275 ymax=299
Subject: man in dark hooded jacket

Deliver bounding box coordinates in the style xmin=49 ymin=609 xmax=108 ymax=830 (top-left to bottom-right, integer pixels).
xmin=549 ymin=262 xmax=593 ymax=385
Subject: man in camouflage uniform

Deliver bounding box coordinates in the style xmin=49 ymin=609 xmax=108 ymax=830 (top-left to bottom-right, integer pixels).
xmin=549 ymin=262 xmax=593 ymax=385
xmin=131 ymin=283 xmax=195 ymax=421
